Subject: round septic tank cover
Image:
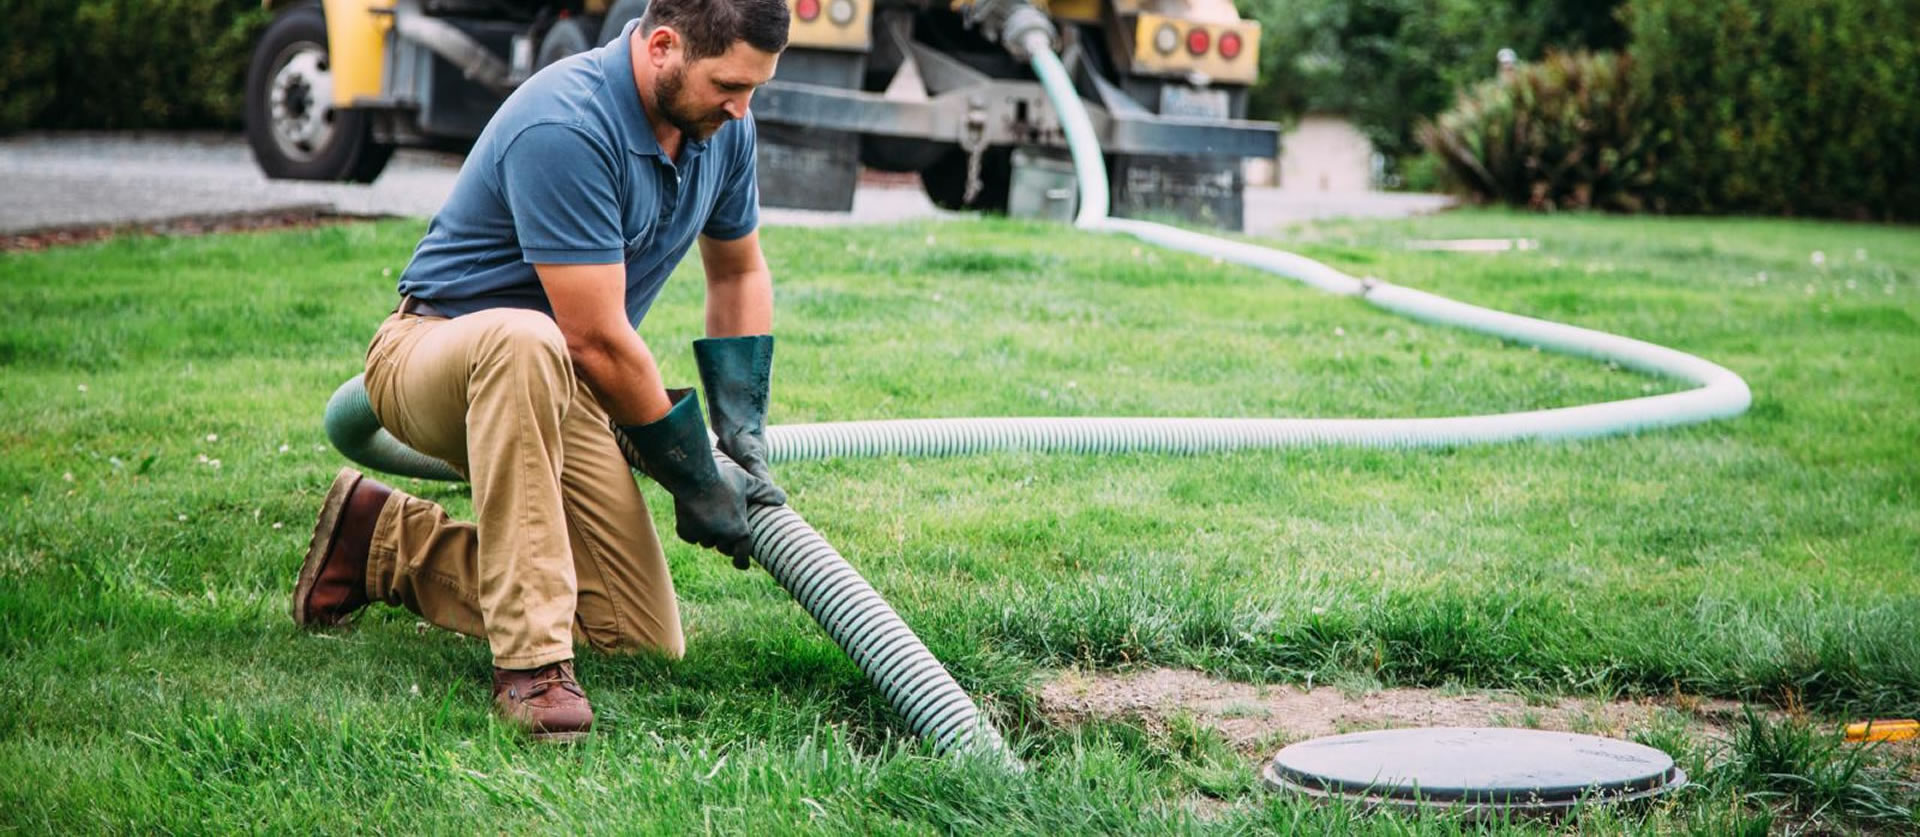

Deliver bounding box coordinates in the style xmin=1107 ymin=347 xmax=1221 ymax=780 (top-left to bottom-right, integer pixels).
xmin=1263 ymin=727 xmax=1685 ymax=817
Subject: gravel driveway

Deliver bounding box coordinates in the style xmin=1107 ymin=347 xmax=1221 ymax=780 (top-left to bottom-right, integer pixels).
xmin=1 ymin=132 xmax=1450 ymax=237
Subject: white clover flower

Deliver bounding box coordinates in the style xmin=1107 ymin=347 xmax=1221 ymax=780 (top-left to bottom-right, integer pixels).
xmin=1811 ymin=251 xmax=1826 ymax=266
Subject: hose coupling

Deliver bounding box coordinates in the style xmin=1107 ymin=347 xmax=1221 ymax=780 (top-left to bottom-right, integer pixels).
xmin=965 ymin=0 xmax=1059 ymax=61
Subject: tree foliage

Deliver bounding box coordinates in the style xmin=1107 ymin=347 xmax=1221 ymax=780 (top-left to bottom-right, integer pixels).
xmin=1240 ymin=0 xmax=1628 ymax=158
xmin=0 ymin=0 xmax=269 ymax=133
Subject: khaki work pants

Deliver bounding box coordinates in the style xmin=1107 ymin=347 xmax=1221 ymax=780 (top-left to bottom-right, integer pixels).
xmin=360 ymin=308 xmax=684 ymax=668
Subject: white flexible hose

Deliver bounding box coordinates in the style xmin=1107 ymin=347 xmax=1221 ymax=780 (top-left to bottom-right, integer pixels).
xmin=756 ymin=36 xmax=1751 ymax=464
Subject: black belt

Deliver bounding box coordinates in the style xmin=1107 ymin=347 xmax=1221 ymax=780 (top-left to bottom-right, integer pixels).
xmin=398 ymin=295 xmax=448 ymax=318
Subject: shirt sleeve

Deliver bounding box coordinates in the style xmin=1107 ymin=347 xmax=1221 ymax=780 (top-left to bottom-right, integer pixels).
xmin=702 ymin=113 xmax=761 ymax=241
xmin=497 ymin=122 xmax=628 ymax=264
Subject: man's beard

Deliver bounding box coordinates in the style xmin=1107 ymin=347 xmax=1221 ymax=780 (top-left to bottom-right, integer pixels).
xmin=654 ymin=66 xmax=729 ymax=141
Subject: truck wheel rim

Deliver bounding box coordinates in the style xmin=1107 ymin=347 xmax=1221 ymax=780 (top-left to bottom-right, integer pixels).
xmin=268 ymin=41 xmax=337 ymax=162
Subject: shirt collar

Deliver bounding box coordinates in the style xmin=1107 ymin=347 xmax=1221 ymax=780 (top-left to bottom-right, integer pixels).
xmin=601 ymin=19 xmax=711 ymax=162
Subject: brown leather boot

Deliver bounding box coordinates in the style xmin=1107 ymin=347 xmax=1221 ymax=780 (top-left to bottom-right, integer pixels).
xmin=493 ymin=661 xmax=594 ymax=741
xmin=292 ymin=467 xmax=392 ymax=627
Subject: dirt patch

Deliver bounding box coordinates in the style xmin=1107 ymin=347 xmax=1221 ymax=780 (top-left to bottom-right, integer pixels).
xmin=2 ymin=206 xmax=389 ymax=252
xmin=1037 ymin=667 xmax=1758 ymax=756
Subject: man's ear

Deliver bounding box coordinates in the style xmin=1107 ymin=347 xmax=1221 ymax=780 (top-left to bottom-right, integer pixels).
xmin=645 ymin=26 xmax=678 ymax=66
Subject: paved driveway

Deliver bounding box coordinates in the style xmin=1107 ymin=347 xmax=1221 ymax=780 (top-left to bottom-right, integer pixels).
xmin=1 ymin=132 xmax=1450 ymax=236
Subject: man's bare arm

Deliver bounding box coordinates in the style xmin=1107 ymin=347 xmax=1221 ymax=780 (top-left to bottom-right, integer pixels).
xmin=698 ymin=230 xmax=773 ymax=337
xmin=534 ymin=262 xmax=671 ymax=426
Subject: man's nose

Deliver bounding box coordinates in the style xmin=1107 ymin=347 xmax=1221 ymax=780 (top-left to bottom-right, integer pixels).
xmin=723 ymin=93 xmax=752 ymax=120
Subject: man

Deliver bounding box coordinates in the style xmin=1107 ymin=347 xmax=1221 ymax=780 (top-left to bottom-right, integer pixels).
xmin=290 ymin=0 xmax=792 ymax=741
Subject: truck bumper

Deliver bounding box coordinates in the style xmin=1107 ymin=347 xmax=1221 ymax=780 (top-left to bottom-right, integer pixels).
xmin=750 ymin=79 xmax=1279 ymax=159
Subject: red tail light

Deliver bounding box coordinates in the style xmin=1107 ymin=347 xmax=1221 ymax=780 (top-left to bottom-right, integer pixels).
xmin=1185 ymin=28 xmax=1210 ymax=56
xmin=1218 ymin=31 xmax=1243 ymax=60
xmin=796 ymin=0 xmax=820 ymax=21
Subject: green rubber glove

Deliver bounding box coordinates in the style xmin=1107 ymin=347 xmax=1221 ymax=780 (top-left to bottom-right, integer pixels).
xmin=611 ymin=389 xmax=778 ymax=566
xmin=693 ymin=335 xmax=787 ymax=505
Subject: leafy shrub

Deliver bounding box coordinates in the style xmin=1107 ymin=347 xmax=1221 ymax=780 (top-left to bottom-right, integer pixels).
xmin=0 ymin=0 xmax=270 ymax=133
xmin=1625 ymin=0 xmax=1920 ymax=220
xmin=1417 ymin=50 xmax=1654 ymax=211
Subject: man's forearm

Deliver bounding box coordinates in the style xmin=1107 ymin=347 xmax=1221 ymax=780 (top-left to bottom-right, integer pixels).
xmin=571 ymin=329 xmax=673 ymax=426
xmin=705 ymin=268 xmax=773 ymax=337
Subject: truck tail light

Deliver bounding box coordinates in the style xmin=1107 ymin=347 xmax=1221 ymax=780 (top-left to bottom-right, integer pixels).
xmin=1185 ymin=27 xmax=1210 ymax=56
xmin=796 ymin=0 xmax=820 ymax=22
xmin=1218 ymin=31 xmax=1243 ymax=60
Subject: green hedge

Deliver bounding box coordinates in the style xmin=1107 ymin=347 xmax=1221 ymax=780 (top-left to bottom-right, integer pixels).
xmin=1420 ymin=0 xmax=1920 ymax=220
xmin=0 ymin=0 xmax=269 ymax=133
xmin=1239 ymin=0 xmax=1629 ymax=162
xmin=1625 ymin=0 xmax=1920 ymax=220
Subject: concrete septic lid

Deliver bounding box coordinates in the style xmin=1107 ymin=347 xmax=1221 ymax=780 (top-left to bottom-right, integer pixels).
xmin=1263 ymin=727 xmax=1686 ymax=817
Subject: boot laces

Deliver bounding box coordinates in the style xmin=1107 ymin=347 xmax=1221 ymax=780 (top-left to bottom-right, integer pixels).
xmin=522 ymin=662 xmax=584 ymax=699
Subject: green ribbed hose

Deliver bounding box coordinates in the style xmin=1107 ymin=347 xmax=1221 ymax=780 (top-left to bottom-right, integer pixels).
xmin=324 ymin=374 xmax=462 ymax=481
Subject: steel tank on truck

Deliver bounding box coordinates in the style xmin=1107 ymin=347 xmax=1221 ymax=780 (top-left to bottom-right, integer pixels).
xmin=245 ymin=0 xmax=1279 ymax=230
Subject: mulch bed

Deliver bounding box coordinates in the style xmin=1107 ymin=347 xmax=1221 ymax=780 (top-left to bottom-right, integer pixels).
xmin=2 ymin=205 xmax=391 ymax=252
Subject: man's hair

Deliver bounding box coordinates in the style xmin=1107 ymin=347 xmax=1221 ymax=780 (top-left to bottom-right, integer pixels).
xmin=641 ymin=0 xmax=790 ymax=61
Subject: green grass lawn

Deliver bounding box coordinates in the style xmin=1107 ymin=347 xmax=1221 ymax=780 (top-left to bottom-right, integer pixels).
xmin=2 ymin=210 xmax=1916 ymax=832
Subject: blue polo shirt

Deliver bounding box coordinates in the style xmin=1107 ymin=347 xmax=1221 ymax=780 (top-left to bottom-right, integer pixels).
xmin=396 ymin=19 xmax=759 ymax=327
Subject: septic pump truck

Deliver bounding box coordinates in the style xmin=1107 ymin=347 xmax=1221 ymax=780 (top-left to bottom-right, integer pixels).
xmin=245 ymin=0 xmax=1280 ymax=230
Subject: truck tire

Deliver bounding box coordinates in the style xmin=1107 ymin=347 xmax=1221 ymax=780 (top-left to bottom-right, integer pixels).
xmin=599 ymin=0 xmax=651 ymax=46
xmin=919 ymin=146 xmax=1012 ymax=212
xmin=535 ymin=16 xmax=600 ymax=71
xmin=245 ymin=4 xmax=393 ymax=183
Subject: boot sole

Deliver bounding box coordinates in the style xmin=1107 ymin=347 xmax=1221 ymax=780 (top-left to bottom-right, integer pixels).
xmin=531 ymin=730 xmax=590 ymax=743
xmin=292 ymin=467 xmax=364 ymax=627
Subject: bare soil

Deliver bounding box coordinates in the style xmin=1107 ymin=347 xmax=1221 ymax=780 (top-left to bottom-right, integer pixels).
xmin=1 ymin=206 xmax=387 ymax=252
xmin=1036 ymin=667 xmax=1761 ymax=756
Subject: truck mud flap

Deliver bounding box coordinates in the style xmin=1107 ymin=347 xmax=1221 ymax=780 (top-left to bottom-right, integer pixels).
xmin=755 ymin=123 xmax=860 ymax=212
xmin=1110 ymin=154 xmax=1243 ymax=233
